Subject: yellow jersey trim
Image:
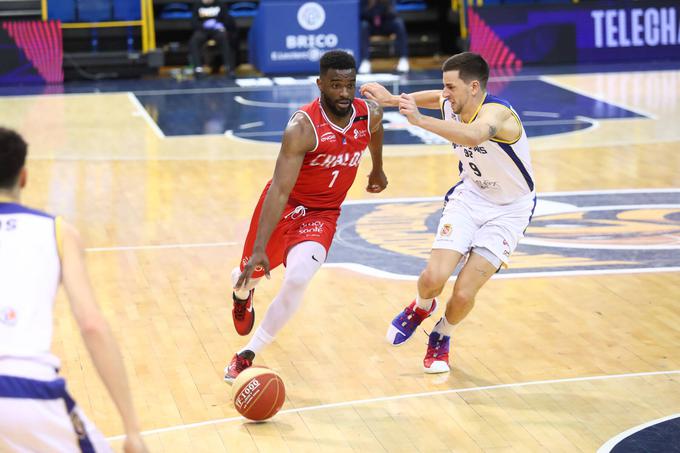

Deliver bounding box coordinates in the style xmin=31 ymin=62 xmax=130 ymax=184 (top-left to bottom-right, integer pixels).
xmin=466 ymin=93 xmax=487 ymax=124
xmin=55 ymin=216 xmax=64 ymax=260
xmin=485 ymin=103 xmax=523 ymax=144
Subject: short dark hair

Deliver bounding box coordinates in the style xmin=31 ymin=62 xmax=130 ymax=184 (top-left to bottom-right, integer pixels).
xmin=0 ymin=127 xmax=27 ymax=189
xmin=442 ymin=52 xmax=489 ymax=90
xmin=320 ymin=50 xmax=356 ymax=75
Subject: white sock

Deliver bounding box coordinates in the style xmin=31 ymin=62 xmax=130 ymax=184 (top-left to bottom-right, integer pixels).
xmin=232 ymin=266 xmax=260 ymax=300
xmin=240 ymin=328 xmax=274 ymax=355
xmin=432 ymin=316 xmax=455 ymax=338
xmin=415 ymin=294 xmax=434 ymax=312
xmin=242 ymin=241 xmax=326 ymax=354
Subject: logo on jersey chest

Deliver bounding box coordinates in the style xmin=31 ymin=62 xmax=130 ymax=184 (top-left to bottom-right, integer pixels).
xmin=353 ymin=128 xmax=367 ymax=139
xmin=455 ymin=144 xmax=488 ymax=155
xmin=320 ymin=131 xmax=336 ymax=143
xmin=310 ymin=151 xmax=362 ymax=168
xmin=0 ymin=307 xmax=17 ymax=326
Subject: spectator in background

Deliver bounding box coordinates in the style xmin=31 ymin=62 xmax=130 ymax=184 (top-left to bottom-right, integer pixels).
xmin=189 ymin=0 xmax=237 ymax=77
xmin=359 ymin=0 xmax=410 ymax=74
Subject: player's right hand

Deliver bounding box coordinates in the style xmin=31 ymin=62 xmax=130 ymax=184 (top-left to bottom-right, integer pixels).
xmin=236 ymin=250 xmax=270 ymax=289
xmin=360 ymin=82 xmax=394 ymax=107
xmin=123 ymin=433 xmax=149 ymax=453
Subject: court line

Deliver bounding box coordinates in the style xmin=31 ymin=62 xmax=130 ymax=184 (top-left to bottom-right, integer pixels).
xmin=126 ymin=92 xmax=165 ymax=139
xmin=340 ymin=188 xmax=680 ymax=205
xmin=539 ymin=75 xmax=657 ymax=119
xmin=228 ymin=117 xmax=597 ymax=139
xmin=85 ymin=241 xmax=238 ymax=252
xmin=522 ymin=111 xmax=561 ymax=118
xmin=325 ymin=262 xmax=680 ymax=281
xmin=597 ymin=413 xmax=680 ymax=453
xmin=105 ymin=369 xmax=680 ymax=441
xmin=234 ymin=95 xmax=298 ymax=108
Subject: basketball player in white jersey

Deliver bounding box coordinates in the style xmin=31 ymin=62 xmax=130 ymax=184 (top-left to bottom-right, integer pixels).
xmin=0 ymin=128 xmax=147 ymax=452
xmin=361 ymin=52 xmax=535 ymax=373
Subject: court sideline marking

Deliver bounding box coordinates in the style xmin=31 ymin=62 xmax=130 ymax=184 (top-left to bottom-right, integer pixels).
xmin=127 ymin=92 xmax=166 ymax=139
xmin=106 ymin=369 xmax=680 ymax=441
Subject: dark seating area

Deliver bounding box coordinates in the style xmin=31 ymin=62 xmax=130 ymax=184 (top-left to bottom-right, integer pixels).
xmin=154 ymin=0 xmax=450 ymax=68
xmin=0 ymin=0 xmax=453 ymax=80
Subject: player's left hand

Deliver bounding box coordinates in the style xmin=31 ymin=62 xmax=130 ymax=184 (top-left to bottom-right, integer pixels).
xmin=366 ymin=169 xmax=388 ymax=193
xmin=398 ymin=93 xmax=422 ymax=125
xmin=236 ymin=249 xmax=270 ymax=289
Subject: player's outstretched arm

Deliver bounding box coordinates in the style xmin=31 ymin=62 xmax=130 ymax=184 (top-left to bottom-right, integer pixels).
xmin=235 ymin=113 xmax=316 ymax=288
xmin=59 ymin=220 xmax=148 ymax=453
xmin=399 ymin=95 xmax=512 ymax=147
xmin=365 ymin=99 xmax=387 ymax=193
xmin=361 ymin=82 xmax=441 ymax=110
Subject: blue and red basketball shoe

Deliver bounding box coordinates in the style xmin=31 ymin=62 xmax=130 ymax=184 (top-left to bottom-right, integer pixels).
xmin=232 ymin=290 xmax=255 ymax=336
xmin=423 ymin=331 xmax=451 ymax=373
xmin=386 ymin=299 xmax=438 ymax=346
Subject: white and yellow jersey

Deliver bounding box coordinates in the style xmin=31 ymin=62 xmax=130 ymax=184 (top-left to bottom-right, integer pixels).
xmin=0 ymin=202 xmax=62 ymax=373
xmin=442 ymin=94 xmax=535 ymax=205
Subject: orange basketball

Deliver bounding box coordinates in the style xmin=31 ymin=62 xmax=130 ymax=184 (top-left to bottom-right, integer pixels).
xmin=231 ymin=367 xmax=285 ymax=421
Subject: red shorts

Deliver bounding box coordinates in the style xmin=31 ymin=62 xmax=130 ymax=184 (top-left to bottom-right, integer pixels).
xmin=240 ymin=193 xmax=339 ymax=278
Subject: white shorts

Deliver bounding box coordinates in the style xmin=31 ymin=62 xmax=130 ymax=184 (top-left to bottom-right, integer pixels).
xmin=432 ymin=186 xmax=535 ymax=267
xmin=0 ymin=375 xmax=111 ymax=453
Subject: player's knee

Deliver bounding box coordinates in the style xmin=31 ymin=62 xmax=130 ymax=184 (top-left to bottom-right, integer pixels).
xmin=419 ymin=268 xmax=448 ymax=292
xmin=282 ymin=272 xmax=311 ymax=292
xmin=451 ymin=288 xmax=475 ymax=307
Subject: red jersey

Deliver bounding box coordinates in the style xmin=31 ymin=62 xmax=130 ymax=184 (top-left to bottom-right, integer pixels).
xmin=286 ymin=97 xmax=371 ymax=209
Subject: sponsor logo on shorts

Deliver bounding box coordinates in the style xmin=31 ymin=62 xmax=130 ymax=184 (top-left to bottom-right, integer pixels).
xmin=439 ymin=224 xmax=453 ymax=237
xmin=299 ymin=220 xmax=324 ymax=234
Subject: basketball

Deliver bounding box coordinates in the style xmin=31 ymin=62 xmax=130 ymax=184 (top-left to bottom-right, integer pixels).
xmin=231 ymin=367 xmax=285 ymax=421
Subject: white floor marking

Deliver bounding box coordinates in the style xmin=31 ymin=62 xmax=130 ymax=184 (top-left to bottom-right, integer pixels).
xmin=597 ymin=413 xmax=680 ymax=453
xmin=105 ymin=369 xmax=680 ymax=441
xmin=85 ymin=241 xmax=238 ymax=252
xmin=127 ymin=92 xmax=165 ymax=138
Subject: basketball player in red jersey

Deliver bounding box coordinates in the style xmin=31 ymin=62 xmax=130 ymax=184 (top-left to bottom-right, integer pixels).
xmin=224 ymin=50 xmax=387 ymax=382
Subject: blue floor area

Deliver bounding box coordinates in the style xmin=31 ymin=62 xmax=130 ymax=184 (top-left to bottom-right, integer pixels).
xmin=135 ymin=75 xmax=643 ymax=143
xmin=2 ymin=60 xmax=676 ymax=143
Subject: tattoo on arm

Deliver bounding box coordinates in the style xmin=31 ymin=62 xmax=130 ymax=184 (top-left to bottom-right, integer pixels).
xmin=488 ymin=124 xmax=497 ymax=138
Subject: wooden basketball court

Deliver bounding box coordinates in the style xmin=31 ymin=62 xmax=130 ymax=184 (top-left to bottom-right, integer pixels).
xmin=1 ymin=67 xmax=679 ymax=452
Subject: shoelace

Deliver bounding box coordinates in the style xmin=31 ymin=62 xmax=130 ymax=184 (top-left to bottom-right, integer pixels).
xmin=233 ymin=300 xmax=247 ymax=320
xmin=236 ymin=356 xmax=252 ymax=371
xmin=399 ymin=307 xmax=425 ymax=330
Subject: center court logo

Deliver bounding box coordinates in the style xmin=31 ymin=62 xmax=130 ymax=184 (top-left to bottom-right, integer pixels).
xmin=297 ymin=2 xmax=325 ymax=31
xmin=326 ymin=189 xmax=680 ymax=279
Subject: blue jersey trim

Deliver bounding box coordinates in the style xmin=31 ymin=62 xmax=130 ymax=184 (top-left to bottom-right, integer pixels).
xmin=483 ymin=94 xmax=513 ymax=109
xmin=444 ymin=180 xmax=463 ymax=202
xmin=496 ymin=142 xmax=534 ymax=192
xmin=0 ymin=375 xmax=66 ymax=400
xmin=0 ymin=202 xmax=53 ymax=219
xmin=0 ymin=375 xmax=96 ymax=453
xmin=524 ymin=196 xmax=537 ymax=234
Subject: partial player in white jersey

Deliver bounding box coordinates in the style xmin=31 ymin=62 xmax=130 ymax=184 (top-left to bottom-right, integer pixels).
xmin=0 ymin=127 xmax=148 ymax=453
xmin=361 ymin=52 xmax=536 ymax=373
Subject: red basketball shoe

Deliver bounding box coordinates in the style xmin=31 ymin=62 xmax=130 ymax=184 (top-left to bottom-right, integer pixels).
xmin=232 ymin=290 xmax=255 ymax=336
xmin=224 ymin=350 xmax=255 ymax=384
